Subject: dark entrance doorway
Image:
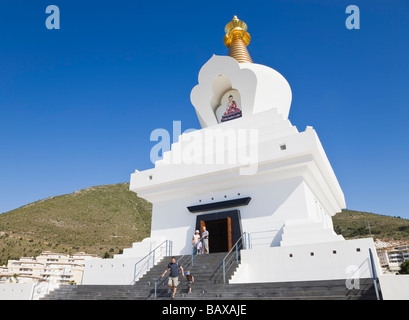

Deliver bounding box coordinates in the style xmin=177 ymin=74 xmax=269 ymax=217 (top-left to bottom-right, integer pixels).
xmin=200 ymin=218 xmax=232 ymax=253
xmin=195 ymin=210 xmax=242 ymax=254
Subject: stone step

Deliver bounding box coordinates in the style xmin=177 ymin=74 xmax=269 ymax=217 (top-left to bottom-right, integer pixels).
xmin=41 ymin=252 xmax=381 ymax=300
xmin=43 ymin=278 xmax=379 ymax=300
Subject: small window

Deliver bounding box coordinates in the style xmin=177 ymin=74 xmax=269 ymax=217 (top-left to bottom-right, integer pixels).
xmin=280 ymin=144 xmax=287 ymax=151
xmin=333 ymin=250 xmax=337 ymax=254
xmin=356 ymin=248 xmax=361 ymax=252
xmin=148 ymin=175 xmax=153 ymax=180
xmin=289 ymin=254 xmax=293 ymax=258
xmin=310 ymin=252 xmax=314 ymax=256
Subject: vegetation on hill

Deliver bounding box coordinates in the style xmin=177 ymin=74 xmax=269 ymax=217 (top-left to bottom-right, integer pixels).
xmin=400 ymin=261 xmax=409 ymax=274
xmin=1 ymin=183 xmax=408 ymax=267
xmin=333 ymin=209 xmax=409 ymax=242
xmin=0 ymin=183 xmax=151 ymax=265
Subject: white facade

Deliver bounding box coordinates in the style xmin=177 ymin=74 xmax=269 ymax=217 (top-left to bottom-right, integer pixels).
xmin=83 ymin=55 xmax=383 ymax=287
xmin=379 ymin=275 xmax=409 ymax=300
xmin=82 ymin=238 xmax=169 ymax=285
xmin=129 ymin=55 xmax=346 ymax=255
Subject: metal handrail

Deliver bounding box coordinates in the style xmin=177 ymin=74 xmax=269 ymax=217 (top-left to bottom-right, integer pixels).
xmin=131 ymin=240 xmax=172 ymax=285
xmin=247 ymin=229 xmax=280 ymax=249
xmin=222 ymin=232 xmax=247 ymax=284
xmin=369 ymin=248 xmax=381 ymax=300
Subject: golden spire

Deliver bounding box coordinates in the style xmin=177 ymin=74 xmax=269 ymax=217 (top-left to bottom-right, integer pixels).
xmin=223 ymin=15 xmax=253 ymax=63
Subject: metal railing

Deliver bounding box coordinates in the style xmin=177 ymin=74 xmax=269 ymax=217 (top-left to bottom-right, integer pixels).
xmin=131 ymin=240 xmax=173 ymax=285
xmin=246 ymin=229 xmax=280 ymax=249
xmin=369 ymin=248 xmax=381 ymax=300
xmin=222 ymin=232 xmax=248 ymax=284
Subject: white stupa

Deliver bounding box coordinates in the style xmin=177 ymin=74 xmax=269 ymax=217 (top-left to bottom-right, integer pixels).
xmin=82 ymin=16 xmax=381 ymax=286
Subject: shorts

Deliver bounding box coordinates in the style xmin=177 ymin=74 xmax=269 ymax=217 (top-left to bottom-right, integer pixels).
xmin=168 ymin=276 xmax=179 ymax=287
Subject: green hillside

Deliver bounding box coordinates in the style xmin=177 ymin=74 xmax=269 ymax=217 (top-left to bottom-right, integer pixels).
xmin=0 ymin=183 xmax=151 ymax=265
xmin=333 ymin=209 xmax=409 ymax=242
xmin=1 ymin=183 xmax=408 ymax=266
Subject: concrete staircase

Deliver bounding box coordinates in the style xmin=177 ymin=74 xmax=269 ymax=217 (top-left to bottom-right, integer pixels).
xmin=41 ymin=252 xmax=381 ymax=300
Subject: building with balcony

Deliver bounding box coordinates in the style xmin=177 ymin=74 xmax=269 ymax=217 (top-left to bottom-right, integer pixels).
xmin=377 ymin=246 xmax=409 ymax=273
xmin=0 ymin=251 xmax=100 ymax=285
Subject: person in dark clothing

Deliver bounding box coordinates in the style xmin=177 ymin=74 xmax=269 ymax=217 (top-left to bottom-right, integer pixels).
xmin=161 ymin=257 xmax=184 ymax=299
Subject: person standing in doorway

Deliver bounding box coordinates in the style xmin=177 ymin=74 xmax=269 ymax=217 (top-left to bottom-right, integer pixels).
xmin=161 ymin=257 xmax=184 ymax=299
xmin=201 ymin=226 xmax=209 ymax=254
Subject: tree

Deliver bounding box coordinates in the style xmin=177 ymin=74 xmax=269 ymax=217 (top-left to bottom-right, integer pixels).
xmin=399 ymin=260 xmax=409 ymax=274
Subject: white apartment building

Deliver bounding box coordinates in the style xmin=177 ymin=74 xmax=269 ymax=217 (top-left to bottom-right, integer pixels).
xmin=377 ymin=246 xmax=409 ymax=272
xmin=0 ymin=251 xmax=100 ymax=285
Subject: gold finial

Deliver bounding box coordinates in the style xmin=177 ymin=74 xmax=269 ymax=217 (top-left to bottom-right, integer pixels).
xmin=223 ymin=15 xmax=253 ymax=63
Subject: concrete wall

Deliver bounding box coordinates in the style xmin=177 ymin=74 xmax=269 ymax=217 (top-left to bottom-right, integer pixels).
xmin=379 ymin=275 xmax=409 ymax=300
xmin=148 ymin=173 xmax=343 ymax=255
xmin=82 ymin=256 xmax=143 ymax=285
xmin=0 ymin=283 xmax=34 ymax=300
xmin=82 ymin=238 xmax=168 ymax=285
xmin=149 ymin=177 xmax=322 ymax=255
xmin=231 ymin=238 xmax=380 ymax=284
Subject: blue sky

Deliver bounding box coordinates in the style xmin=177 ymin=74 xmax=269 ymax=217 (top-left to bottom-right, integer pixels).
xmin=0 ymin=0 xmax=408 ymax=219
